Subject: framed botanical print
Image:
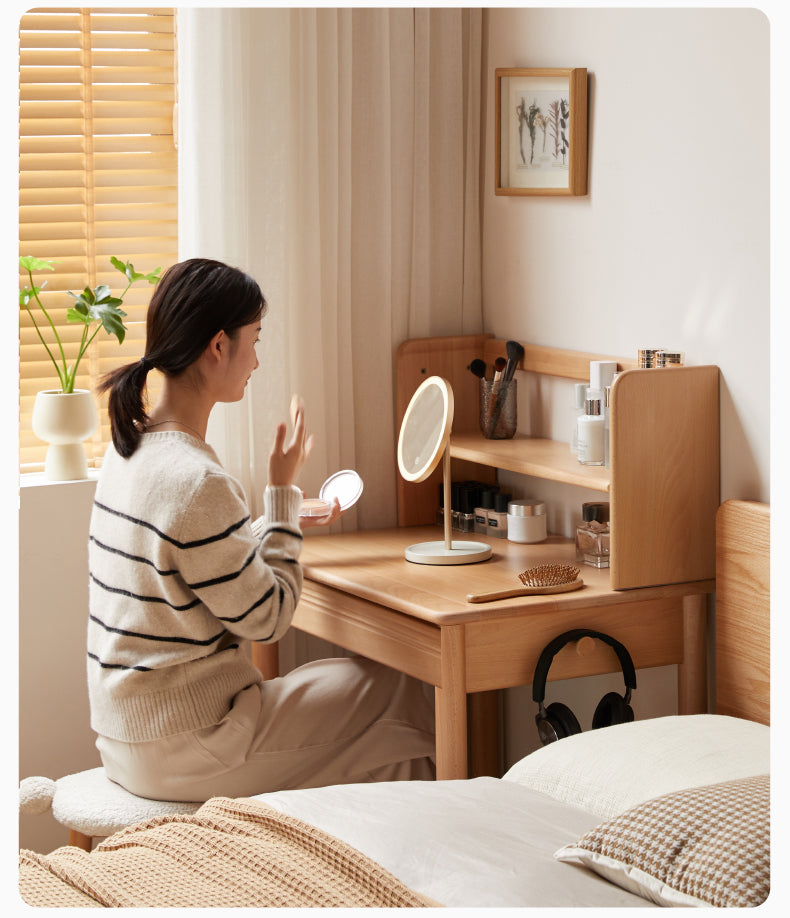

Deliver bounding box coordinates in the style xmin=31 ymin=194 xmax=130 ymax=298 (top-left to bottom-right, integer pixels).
xmin=495 ymin=68 xmax=588 ymax=196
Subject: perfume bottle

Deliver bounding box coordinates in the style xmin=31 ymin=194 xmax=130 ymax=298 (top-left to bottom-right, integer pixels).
xmin=487 ymin=492 xmax=511 ymax=539
xmin=576 ymin=502 xmax=610 ymax=568
xmin=576 ymin=388 xmax=605 ymax=466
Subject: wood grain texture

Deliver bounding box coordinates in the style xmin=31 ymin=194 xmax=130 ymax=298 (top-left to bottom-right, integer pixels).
xmin=715 ymin=500 xmax=770 ymax=725
xmin=609 ymin=366 xmax=720 ymax=588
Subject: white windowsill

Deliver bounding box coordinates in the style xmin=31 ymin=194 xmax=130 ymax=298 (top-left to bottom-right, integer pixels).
xmin=19 ymin=470 xmax=101 ymax=489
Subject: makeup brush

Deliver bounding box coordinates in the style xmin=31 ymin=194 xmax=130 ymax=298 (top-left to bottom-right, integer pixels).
xmin=469 ymin=358 xmax=487 ymax=379
xmin=466 ymin=563 xmax=583 ymax=603
xmin=492 ymin=356 xmax=507 ymax=386
xmin=487 ymin=340 xmax=525 ymax=437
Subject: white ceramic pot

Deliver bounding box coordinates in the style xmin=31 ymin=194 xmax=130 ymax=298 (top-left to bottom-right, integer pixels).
xmin=31 ymin=389 xmax=98 ymax=481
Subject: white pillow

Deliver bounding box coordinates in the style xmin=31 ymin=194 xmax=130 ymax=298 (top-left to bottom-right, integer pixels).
xmin=502 ymin=714 xmax=769 ymax=819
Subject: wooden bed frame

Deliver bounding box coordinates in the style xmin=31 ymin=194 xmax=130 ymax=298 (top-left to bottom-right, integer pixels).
xmin=715 ymin=499 xmax=770 ymax=725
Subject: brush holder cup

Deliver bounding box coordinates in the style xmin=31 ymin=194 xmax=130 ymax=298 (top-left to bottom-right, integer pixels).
xmin=479 ymin=378 xmax=517 ymax=440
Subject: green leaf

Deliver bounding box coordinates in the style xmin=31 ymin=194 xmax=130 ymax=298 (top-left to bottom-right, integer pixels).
xmin=66 ymin=306 xmax=92 ymax=326
xmin=96 ymin=302 xmax=127 ymax=344
xmin=110 ymin=256 xmax=161 ymax=285
xmin=20 ymin=255 xmax=55 ymax=273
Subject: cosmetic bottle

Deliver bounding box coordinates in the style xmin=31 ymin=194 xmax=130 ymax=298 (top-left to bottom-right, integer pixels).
xmin=637 ymin=348 xmax=664 ymax=368
xmin=576 ymin=502 xmax=610 ymax=568
xmin=458 ymin=483 xmax=478 ymax=533
xmin=474 ymin=487 xmax=496 ymax=535
xmin=603 ymin=385 xmax=611 ymax=469
xmin=576 ymin=388 xmax=605 ymax=466
xmin=590 ymin=360 xmax=617 ymax=392
xmin=487 ymin=492 xmax=511 ymax=539
xmin=570 ymin=382 xmax=587 ymax=454
xmin=507 ymin=499 xmax=547 ymax=544
xmin=655 ymin=350 xmax=685 ymax=367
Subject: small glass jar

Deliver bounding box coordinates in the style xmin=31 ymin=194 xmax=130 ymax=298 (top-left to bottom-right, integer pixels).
xmin=507 ymin=499 xmax=547 ymax=544
xmin=576 ymin=501 xmax=610 ymax=568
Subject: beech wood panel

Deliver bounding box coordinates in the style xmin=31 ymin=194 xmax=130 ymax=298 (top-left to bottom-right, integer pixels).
xmin=450 ymin=435 xmax=610 ymax=492
xmin=463 ymin=597 xmax=683 ymax=693
xmin=294 ymin=581 xmax=441 ymax=686
xmin=481 ymin=339 xmax=636 ymax=380
xmin=715 ymin=500 xmax=770 ymax=725
xmin=609 ymin=365 xmax=720 ymax=588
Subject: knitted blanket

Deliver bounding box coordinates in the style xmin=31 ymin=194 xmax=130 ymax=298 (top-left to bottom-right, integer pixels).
xmin=19 ymin=795 xmax=438 ymax=908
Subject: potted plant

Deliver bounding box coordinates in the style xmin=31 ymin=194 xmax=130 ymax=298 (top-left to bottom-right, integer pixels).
xmin=19 ymin=255 xmax=161 ymax=479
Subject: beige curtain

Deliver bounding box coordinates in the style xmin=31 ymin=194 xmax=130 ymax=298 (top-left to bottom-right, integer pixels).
xmin=178 ymin=7 xmax=483 ymax=529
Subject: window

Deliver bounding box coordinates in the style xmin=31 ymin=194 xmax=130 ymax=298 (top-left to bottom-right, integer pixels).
xmin=19 ymin=7 xmax=177 ymax=471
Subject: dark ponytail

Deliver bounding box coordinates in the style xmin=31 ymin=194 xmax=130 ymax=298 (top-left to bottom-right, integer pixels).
xmin=100 ymin=258 xmax=266 ymax=458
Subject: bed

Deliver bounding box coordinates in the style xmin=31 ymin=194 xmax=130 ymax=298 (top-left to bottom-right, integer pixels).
xmin=19 ymin=499 xmax=770 ymax=908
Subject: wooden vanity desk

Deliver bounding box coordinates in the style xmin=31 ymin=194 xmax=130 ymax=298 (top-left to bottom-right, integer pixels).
xmin=256 ymin=335 xmax=720 ymax=780
xmin=295 ymin=527 xmax=713 ymax=779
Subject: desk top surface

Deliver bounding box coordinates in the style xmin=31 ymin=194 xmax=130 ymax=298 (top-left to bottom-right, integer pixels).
xmin=299 ymin=526 xmax=714 ymax=625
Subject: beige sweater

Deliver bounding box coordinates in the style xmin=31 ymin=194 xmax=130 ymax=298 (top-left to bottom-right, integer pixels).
xmin=87 ymin=431 xmax=303 ymax=743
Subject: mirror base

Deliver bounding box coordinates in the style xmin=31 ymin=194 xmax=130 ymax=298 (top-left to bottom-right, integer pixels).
xmin=404 ymin=540 xmax=492 ymax=565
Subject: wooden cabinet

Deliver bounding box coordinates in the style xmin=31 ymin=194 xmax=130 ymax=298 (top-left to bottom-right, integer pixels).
xmin=396 ymin=334 xmax=719 ymax=590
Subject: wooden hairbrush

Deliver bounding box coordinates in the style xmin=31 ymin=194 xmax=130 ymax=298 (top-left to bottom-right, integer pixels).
xmin=466 ymin=563 xmax=583 ymax=603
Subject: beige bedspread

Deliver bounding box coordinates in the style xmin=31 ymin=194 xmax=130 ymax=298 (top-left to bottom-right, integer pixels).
xmin=19 ymin=795 xmax=438 ymax=908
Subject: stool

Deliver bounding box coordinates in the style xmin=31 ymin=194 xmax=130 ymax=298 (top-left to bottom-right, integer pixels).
xmin=20 ymin=767 xmax=201 ymax=851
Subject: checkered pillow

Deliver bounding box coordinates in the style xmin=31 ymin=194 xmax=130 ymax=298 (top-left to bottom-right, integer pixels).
xmin=555 ymin=774 xmax=769 ymax=907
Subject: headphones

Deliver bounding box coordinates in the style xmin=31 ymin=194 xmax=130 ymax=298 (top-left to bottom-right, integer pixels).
xmin=533 ymin=629 xmax=636 ymax=745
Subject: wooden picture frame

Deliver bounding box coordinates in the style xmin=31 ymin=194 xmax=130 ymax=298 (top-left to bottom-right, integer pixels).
xmin=495 ymin=67 xmax=588 ymax=196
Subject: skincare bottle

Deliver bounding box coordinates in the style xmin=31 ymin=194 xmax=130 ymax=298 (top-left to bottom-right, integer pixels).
xmin=570 ymin=382 xmax=587 ymax=454
xmin=507 ymin=499 xmax=547 ymax=544
xmin=576 ymin=388 xmax=605 ymax=466
xmin=576 ymin=502 xmax=610 ymax=568
xmin=590 ymin=360 xmax=617 ymax=392
xmin=487 ymin=492 xmax=511 ymax=539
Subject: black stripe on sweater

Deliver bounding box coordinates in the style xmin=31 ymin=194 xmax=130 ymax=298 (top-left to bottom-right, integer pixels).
xmin=263 ymin=524 xmax=304 ymax=541
xmin=89 ymin=535 xmax=179 ymax=575
xmin=90 ymin=573 xmax=201 ymax=612
xmin=87 ymin=650 xmax=152 ymax=672
xmin=187 ymin=547 xmax=258 ymax=590
xmin=89 ymin=612 xmax=226 ymax=647
xmin=93 ymin=499 xmax=251 ymax=548
xmin=87 ymin=643 xmax=241 ymax=672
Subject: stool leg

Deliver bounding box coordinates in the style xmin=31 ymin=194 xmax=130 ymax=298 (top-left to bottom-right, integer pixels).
xmin=68 ymin=829 xmax=93 ymax=852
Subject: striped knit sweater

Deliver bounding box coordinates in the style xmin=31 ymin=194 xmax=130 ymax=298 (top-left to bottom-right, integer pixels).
xmin=87 ymin=431 xmax=303 ymax=743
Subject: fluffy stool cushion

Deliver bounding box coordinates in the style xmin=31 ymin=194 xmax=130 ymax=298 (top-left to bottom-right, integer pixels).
xmin=51 ymin=768 xmax=201 ymax=838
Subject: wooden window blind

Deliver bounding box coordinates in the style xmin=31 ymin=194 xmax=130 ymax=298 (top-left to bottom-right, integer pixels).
xmin=19 ymin=7 xmax=177 ymax=472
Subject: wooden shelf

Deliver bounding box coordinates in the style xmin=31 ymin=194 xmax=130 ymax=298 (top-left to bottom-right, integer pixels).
xmin=450 ymin=434 xmax=610 ymax=493
xmin=396 ymin=335 xmax=719 ymax=591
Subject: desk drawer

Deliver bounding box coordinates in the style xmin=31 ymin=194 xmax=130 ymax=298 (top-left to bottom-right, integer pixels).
xmin=295 ymin=582 xmax=442 ymax=685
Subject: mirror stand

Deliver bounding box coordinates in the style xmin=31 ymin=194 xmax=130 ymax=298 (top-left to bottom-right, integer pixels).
xmin=404 ymin=429 xmax=491 ymax=567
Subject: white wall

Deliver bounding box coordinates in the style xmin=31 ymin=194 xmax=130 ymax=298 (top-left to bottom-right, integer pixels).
xmin=18 ymin=477 xmax=101 ymax=854
xmin=481 ymin=7 xmax=770 ymax=765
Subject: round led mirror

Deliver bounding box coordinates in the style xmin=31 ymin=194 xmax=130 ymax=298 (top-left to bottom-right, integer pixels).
xmin=398 ymin=376 xmax=453 ymax=482
xmin=397 ymin=376 xmax=491 ymax=565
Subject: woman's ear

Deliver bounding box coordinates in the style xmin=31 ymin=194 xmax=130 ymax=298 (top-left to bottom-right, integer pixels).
xmin=204 ymin=329 xmax=227 ymax=366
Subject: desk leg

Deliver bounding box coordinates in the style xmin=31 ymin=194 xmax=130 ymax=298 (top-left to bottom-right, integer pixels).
xmin=252 ymin=642 xmax=279 ymax=680
xmin=678 ymin=594 xmax=708 ymax=714
xmin=435 ymin=624 xmax=468 ymax=780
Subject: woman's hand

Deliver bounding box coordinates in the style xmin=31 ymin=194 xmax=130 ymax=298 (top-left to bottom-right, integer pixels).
xmin=268 ymin=394 xmax=314 ymax=487
xmin=299 ymin=496 xmax=343 ymax=530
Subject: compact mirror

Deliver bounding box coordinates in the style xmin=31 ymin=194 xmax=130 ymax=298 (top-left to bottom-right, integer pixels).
xmin=397 ymin=376 xmax=491 ymax=565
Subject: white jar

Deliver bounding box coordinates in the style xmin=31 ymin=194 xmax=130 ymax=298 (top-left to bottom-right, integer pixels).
xmin=507 ymin=499 xmax=547 ymax=543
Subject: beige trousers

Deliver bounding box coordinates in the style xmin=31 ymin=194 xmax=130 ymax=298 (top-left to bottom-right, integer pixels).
xmin=97 ymin=656 xmax=436 ymax=802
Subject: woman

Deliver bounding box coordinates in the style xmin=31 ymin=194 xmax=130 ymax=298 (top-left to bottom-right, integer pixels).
xmin=88 ymin=258 xmax=435 ymax=802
